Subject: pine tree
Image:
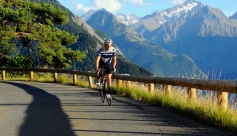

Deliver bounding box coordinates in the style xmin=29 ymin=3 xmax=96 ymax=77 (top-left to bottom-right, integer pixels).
xmin=0 ymin=0 xmax=87 ymax=69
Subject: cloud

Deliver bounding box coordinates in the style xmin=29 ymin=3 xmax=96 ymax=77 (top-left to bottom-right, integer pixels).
xmin=74 ymin=3 xmax=95 ymax=16
xmin=73 ymin=0 xmax=153 ymax=16
xmin=76 ymin=3 xmax=95 ymax=12
xmin=120 ymin=0 xmax=153 ymax=6
xmin=92 ymin=0 xmax=122 ymax=13
xmin=168 ymin=0 xmax=184 ymax=5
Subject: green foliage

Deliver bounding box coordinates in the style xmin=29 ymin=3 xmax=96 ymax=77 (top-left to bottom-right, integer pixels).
xmin=0 ymin=0 xmax=86 ymax=69
xmin=0 ymin=25 xmax=16 ymax=59
xmin=57 ymin=74 xmax=73 ymax=85
xmin=8 ymin=55 xmax=33 ymax=68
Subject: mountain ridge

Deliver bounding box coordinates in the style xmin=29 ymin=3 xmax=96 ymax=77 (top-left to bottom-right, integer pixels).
xmin=139 ymin=1 xmax=237 ymax=79
xmin=81 ymin=0 xmax=237 ymax=79
xmin=86 ymin=10 xmax=206 ymax=78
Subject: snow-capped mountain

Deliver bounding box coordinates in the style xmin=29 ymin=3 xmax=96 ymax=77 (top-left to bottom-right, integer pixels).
xmin=129 ymin=0 xmax=203 ymax=33
xmin=80 ymin=0 xmax=237 ymax=79
xmin=86 ymin=10 xmax=206 ymax=78
xmin=81 ymin=9 xmax=140 ymax=26
xmin=141 ymin=0 xmax=237 ymax=79
xmin=159 ymin=0 xmax=202 ymax=20
xmin=115 ymin=0 xmax=202 ymax=28
xmin=116 ymin=14 xmax=140 ymax=25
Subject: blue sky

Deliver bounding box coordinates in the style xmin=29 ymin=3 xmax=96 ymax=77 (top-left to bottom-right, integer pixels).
xmin=57 ymin=0 xmax=237 ymax=17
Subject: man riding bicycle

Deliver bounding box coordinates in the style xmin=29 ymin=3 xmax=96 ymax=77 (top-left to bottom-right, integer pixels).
xmin=95 ymin=38 xmax=117 ymax=99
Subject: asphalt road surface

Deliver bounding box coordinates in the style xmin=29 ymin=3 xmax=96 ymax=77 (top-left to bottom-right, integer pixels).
xmin=0 ymin=81 xmax=234 ymax=136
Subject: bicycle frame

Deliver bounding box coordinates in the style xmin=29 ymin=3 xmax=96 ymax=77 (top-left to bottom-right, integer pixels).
xmin=99 ymin=68 xmax=111 ymax=106
xmin=100 ymin=68 xmax=107 ymax=86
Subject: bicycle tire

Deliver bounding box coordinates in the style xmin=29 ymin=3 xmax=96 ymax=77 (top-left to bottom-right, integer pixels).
xmin=107 ymin=96 xmax=111 ymax=106
xmin=100 ymin=89 xmax=105 ymax=103
xmin=104 ymin=79 xmax=111 ymax=106
xmin=100 ymin=82 xmax=105 ymax=103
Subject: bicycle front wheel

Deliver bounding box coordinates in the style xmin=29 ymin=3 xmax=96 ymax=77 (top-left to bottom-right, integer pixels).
xmin=104 ymin=79 xmax=111 ymax=106
xmin=100 ymin=83 xmax=105 ymax=103
xmin=107 ymin=96 xmax=111 ymax=106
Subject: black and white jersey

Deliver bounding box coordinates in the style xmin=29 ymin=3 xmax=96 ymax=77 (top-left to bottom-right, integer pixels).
xmin=97 ymin=47 xmax=116 ymax=64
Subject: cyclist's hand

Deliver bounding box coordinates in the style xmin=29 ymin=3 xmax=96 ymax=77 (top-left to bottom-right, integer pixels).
xmin=95 ymin=69 xmax=101 ymax=77
xmin=95 ymin=70 xmax=99 ymax=76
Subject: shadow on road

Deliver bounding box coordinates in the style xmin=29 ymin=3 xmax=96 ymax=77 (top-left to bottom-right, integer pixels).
xmin=5 ymin=82 xmax=76 ymax=136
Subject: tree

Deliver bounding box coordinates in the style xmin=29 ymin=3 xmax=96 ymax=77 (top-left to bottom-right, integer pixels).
xmin=0 ymin=0 xmax=87 ymax=69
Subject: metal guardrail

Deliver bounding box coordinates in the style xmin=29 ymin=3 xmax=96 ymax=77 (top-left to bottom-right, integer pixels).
xmin=1 ymin=67 xmax=236 ymax=110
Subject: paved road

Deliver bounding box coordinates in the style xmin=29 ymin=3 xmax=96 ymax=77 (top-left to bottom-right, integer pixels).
xmin=0 ymin=81 xmax=234 ymax=136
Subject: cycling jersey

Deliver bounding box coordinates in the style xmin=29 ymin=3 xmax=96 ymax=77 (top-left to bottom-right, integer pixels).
xmin=97 ymin=47 xmax=116 ymax=65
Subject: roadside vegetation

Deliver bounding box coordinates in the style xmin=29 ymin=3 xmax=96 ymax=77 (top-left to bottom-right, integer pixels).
xmin=1 ymin=72 xmax=237 ymax=134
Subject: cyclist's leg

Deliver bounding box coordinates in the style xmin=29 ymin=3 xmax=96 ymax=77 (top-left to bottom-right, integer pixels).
xmin=105 ymin=63 xmax=113 ymax=94
xmin=103 ymin=63 xmax=113 ymax=100
xmin=96 ymin=64 xmax=103 ymax=90
xmin=106 ymin=73 xmax=112 ymax=94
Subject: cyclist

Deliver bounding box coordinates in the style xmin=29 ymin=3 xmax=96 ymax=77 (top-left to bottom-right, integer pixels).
xmin=95 ymin=38 xmax=117 ymax=99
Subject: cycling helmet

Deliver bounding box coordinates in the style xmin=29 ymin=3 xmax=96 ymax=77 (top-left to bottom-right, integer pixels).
xmin=104 ymin=38 xmax=113 ymax=44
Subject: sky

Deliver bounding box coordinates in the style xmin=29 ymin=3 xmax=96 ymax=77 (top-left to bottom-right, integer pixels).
xmin=57 ymin=0 xmax=237 ymax=18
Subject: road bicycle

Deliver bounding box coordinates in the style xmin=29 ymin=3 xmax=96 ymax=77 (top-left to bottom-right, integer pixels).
xmin=98 ymin=68 xmax=112 ymax=106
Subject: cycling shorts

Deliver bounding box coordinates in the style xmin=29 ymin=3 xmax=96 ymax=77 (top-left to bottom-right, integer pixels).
xmin=99 ymin=63 xmax=113 ymax=74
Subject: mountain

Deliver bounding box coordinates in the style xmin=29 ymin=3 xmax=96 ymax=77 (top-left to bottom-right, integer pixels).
xmin=80 ymin=8 xmax=109 ymax=21
xmin=80 ymin=9 xmax=96 ymax=21
xmin=128 ymin=0 xmax=203 ymax=34
xmin=116 ymin=14 xmax=140 ymax=25
xmin=136 ymin=0 xmax=237 ymax=79
xmin=81 ymin=10 xmax=141 ymax=26
xmin=230 ymin=11 xmax=237 ymax=19
xmin=86 ymin=10 xmax=206 ymax=78
xmin=27 ymin=0 xmax=154 ymax=76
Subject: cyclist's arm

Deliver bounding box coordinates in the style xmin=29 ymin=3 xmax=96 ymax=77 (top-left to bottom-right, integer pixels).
xmin=95 ymin=56 xmax=100 ymax=70
xmin=112 ymin=56 xmax=116 ymax=68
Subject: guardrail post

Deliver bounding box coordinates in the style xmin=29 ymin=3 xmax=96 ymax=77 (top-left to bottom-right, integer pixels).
xmin=30 ymin=71 xmax=34 ymax=81
xmin=1 ymin=70 xmax=5 ymax=80
xmin=165 ymin=85 xmax=171 ymax=96
xmin=73 ymin=73 xmax=77 ymax=85
xmin=88 ymin=76 xmax=93 ymax=87
xmin=126 ymin=80 xmax=131 ymax=89
xmin=117 ymin=79 xmax=122 ymax=88
xmin=148 ymin=83 xmax=154 ymax=93
xmin=187 ymin=88 xmax=196 ymax=102
xmin=217 ymin=91 xmax=228 ymax=111
xmin=54 ymin=72 xmax=58 ymax=83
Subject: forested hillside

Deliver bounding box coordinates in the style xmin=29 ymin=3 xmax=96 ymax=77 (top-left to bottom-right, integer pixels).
xmin=29 ymin=0 xmax=154 ymax=76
